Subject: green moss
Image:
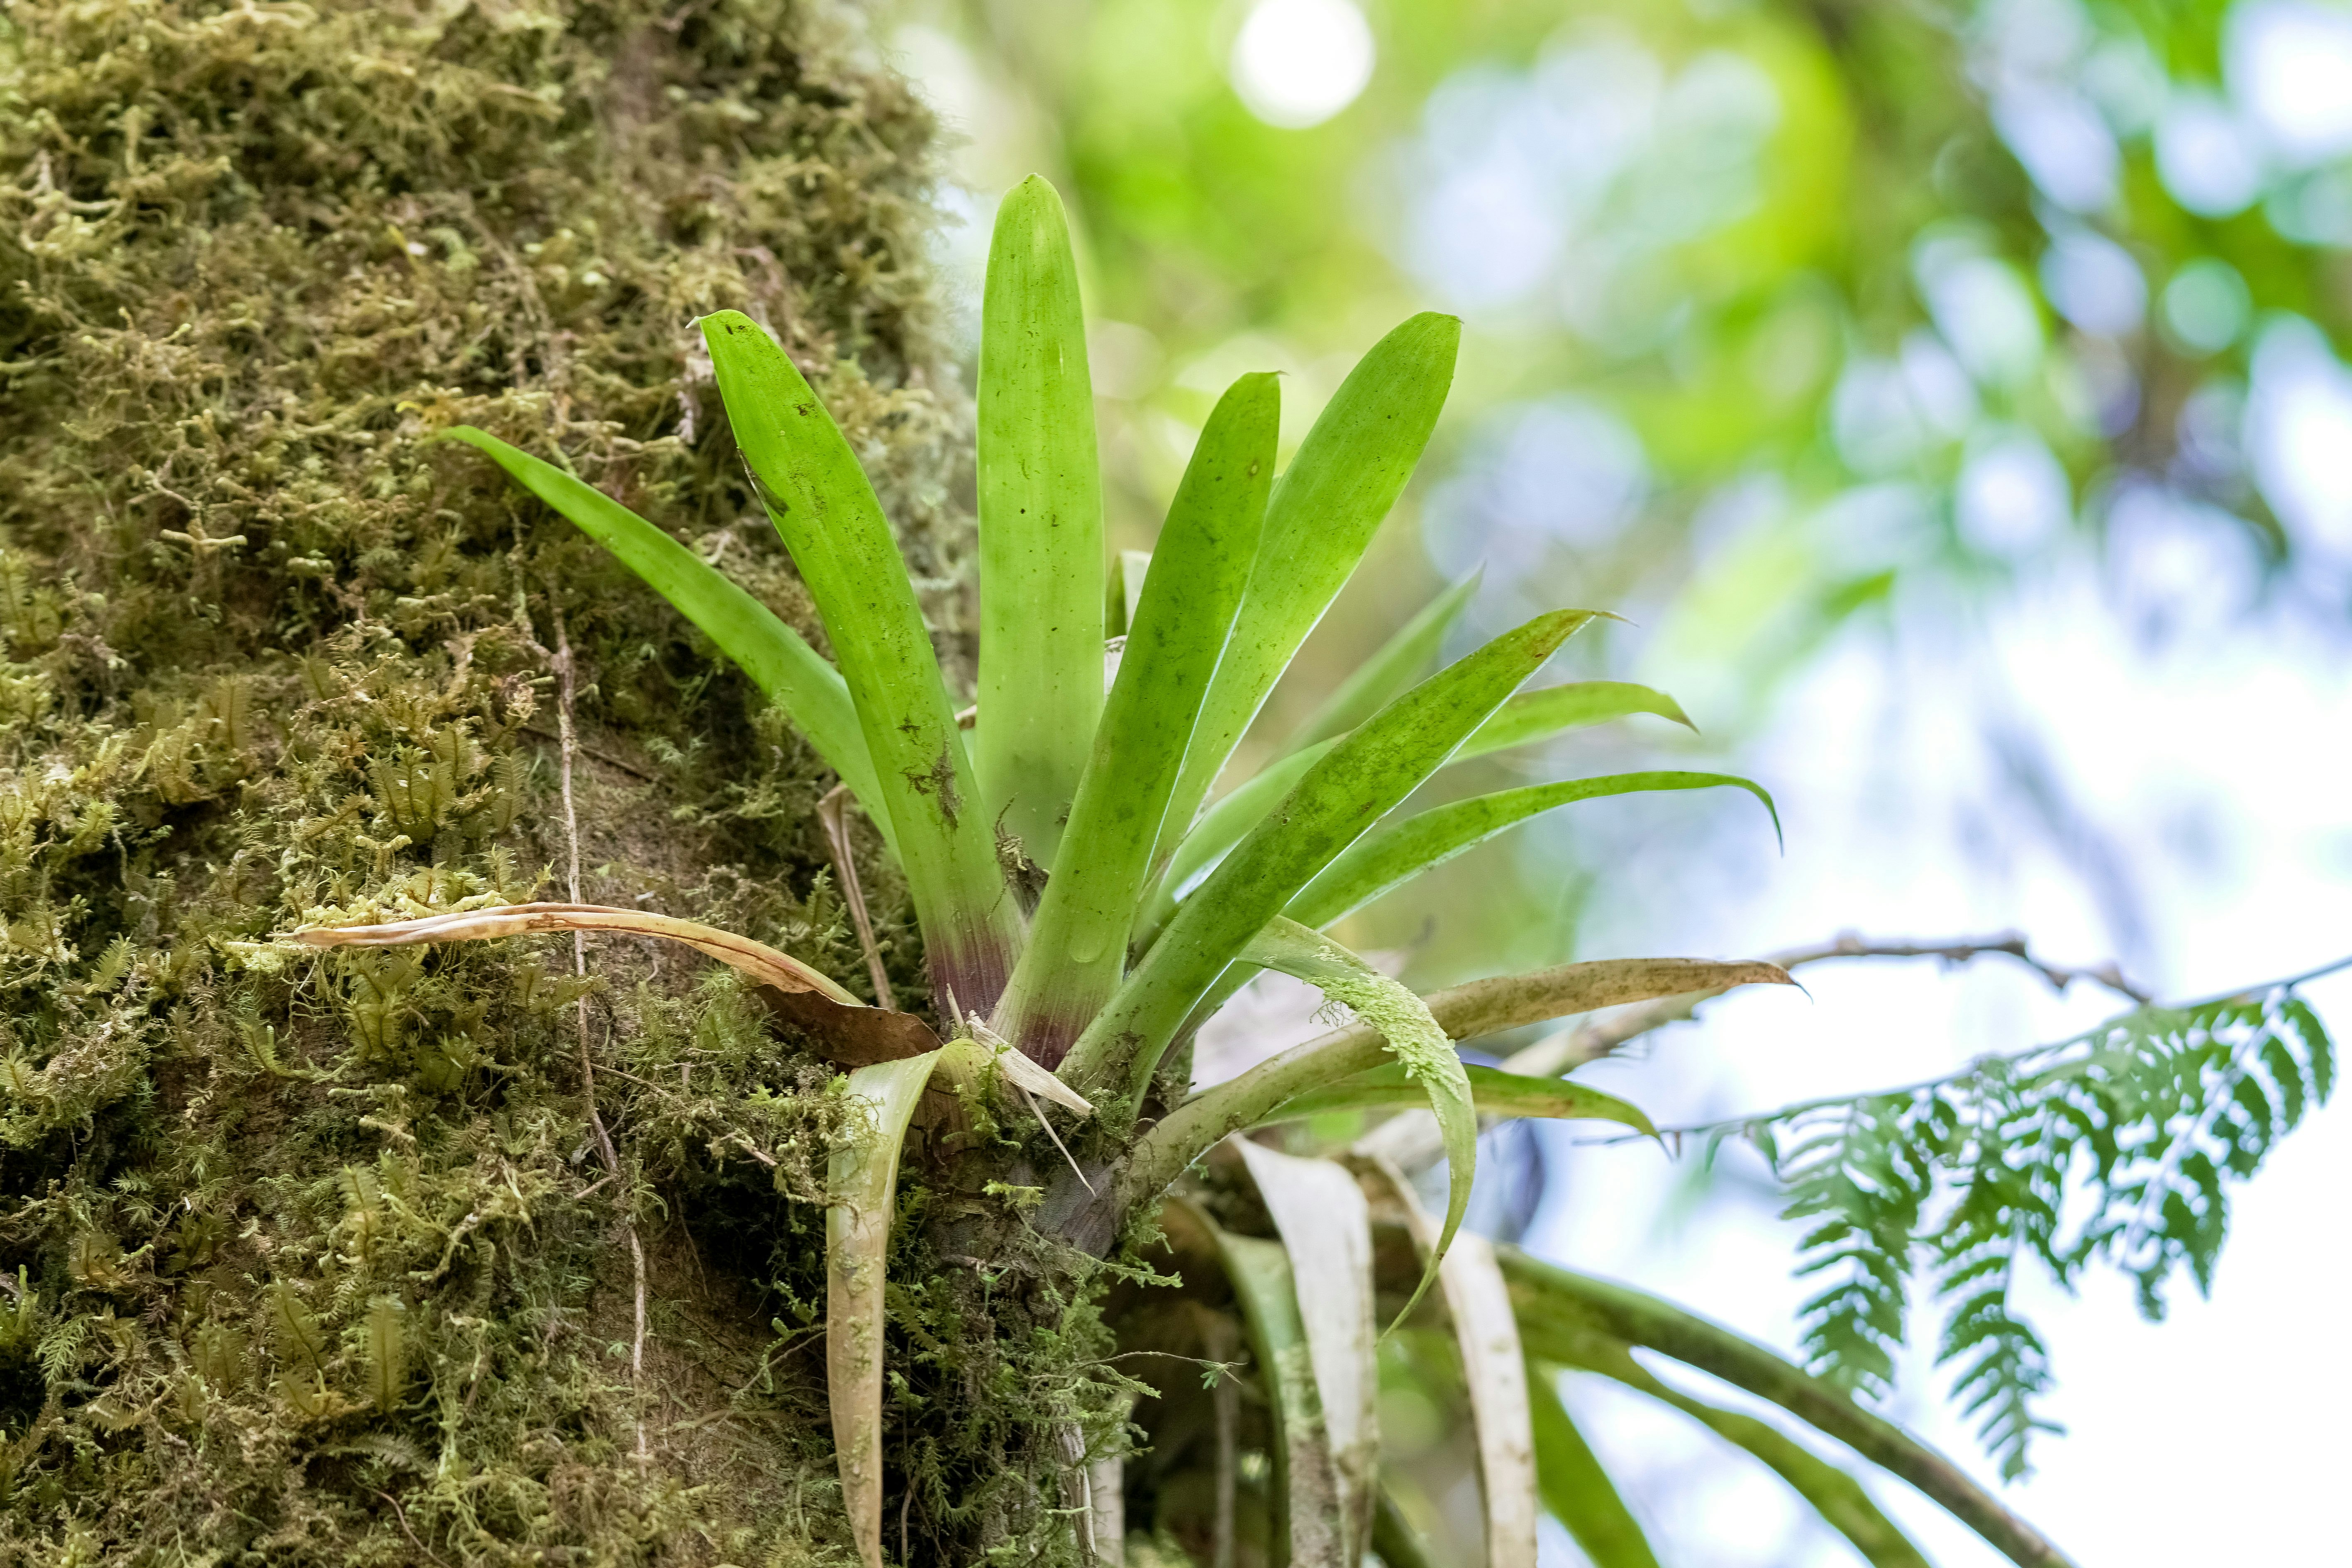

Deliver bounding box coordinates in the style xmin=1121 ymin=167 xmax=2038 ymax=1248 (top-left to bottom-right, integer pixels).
xmin=0 ymin=2 xmax=1006 ymax=1560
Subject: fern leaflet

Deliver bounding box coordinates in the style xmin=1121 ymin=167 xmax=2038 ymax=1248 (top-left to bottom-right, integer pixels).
xmin=1724 ymin=963 xmax=2338 ymax=1479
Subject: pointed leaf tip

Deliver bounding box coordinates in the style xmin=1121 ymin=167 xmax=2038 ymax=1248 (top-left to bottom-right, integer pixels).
xmin=1529 ymin=606 xmax=1603 ymax=659
xmin=1149 ymin=309 xmax=1464 ymax=866
xmin=437 ymin=425 xmax=888 ymax=839
xmin=1287 ymin=771 xmax=1779 ymax=932
xmin=1074 ymin=609 xmax=1600 ymax=1100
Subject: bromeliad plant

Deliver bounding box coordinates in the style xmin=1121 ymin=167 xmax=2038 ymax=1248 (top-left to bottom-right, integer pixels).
xmin=287 ymin=177 xmax=2086 ymax=1568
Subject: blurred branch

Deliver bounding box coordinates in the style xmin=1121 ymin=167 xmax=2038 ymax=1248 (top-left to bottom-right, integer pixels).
xmin=1508 ymin=930 xmax=2149 ymax=1080
xmin=1360 ymin=931 xmax=2151 ymax=1171
xmin=1769 ymin=932 xmax=2150 ymax=1005
xmin=1644 ymin=948 xmax=2352 ymax=1144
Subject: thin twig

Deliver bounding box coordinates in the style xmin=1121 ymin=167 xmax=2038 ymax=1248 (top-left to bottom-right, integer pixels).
xmin=1510 ymin=930 xmax=2150 ymax=1080
xmin=518 ymin=722 xmax=660 ymax=783
xmin=541 ymin=603 xmax=616 ymax=1170
xmin=542 ymin=598 xmax=649 ymax=1451
xmin=818 ymin=784 xmax=896 ymax=1010
xmin=729 ymin=1133 xmax=779 ymax=1168
xmin=373 ymin=1490 xmax=453 ymax=1568
xmin=1208 ymin=1315 xmax=1238 ymax=1568
xmin=1771 ymin=931 xmax=2151 ymax=1005
xmin=628 ymin=1226 xmax=648 ymax=1388
xmin=1631 ymin=948 xmax=2352 ymax=1145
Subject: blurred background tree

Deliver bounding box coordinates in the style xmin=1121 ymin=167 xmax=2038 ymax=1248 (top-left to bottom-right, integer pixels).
xmin=882 ymin=1 xmax=2352 ymax=1562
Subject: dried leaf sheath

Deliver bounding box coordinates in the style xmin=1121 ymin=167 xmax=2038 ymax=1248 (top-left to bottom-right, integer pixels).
xmin=288 ymin=903 xmax=942 ymax=1066
xmin=1235 ymin=1141 xmax=1381 ymax=1561
xmin=1212 ymin=1225 xmax=1349 ymax=1568
xmin=1358 ymin=1156 xmax=1539 ymax=1568
xmin=290 ymin=902 xmax=858 ymax=1000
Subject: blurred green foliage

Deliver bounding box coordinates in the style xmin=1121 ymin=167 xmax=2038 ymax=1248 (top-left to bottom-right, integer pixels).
xmin=897 ymin=0 xmax=2352 ymax=982
xmin=900 ymin=0 xmax=2348 ymax=622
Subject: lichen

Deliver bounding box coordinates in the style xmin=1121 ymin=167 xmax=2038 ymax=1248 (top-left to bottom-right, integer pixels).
xmin=0 ymin=2 xmax=999 ymax=1560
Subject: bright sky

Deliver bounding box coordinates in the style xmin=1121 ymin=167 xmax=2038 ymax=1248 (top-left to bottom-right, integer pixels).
xmin=1521 ymin=558 xmax=2352 ymax=1565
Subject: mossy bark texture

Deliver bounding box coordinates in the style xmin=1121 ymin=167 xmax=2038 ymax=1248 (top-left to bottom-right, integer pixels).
xmin=0 ymin=4 xmax=1043 ymax=1562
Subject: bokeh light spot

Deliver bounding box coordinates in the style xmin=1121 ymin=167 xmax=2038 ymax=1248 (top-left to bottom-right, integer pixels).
xmin=2154 ymin=93 xmax=2266 ymax=217
xmin=1229 ymin=0 xmax=1376 ymax=129
xmin=2228 ymin=0 xmax=2352 ymax=166
xmin=2040 ymin=227 xmax=2146 ymax=336
xmin=2161 ymin=259 xmax=2252 ymax=355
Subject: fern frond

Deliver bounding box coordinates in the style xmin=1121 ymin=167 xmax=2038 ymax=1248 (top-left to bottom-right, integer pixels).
xmin=1710 ymin=962 xmax=2340 ymax=1478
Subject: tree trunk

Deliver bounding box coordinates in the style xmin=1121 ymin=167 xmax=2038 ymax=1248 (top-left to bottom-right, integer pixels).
xmin=0 ymin=4 xmax=1052 ymax=1560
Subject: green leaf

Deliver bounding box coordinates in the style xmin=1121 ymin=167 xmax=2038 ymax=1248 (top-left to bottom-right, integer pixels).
xmin=993 ymin=373 xmax=1276 ymax=1064
xmin=1500 ymin=1251 xmax=2077 ymax=1568
xmin=266 ymin=1282 xmax=327 ymax=1375
xmin=1547 ymin=1337 xmax=1931 ymax=1568
xmin=442 ymin=427 xmax=889 ymax=846
xmin=2282 ymin=996 xmax=2334 ymax=1102
xmin=1249 ymin=923 xmax=1474 ymax=1327
xmin=1120 ymin=957 xmax=1791 ymax=1213
xmin=1138 ymin=738 xmax=1335 ymax=942
xmin=1283 ymin=570 xmax=1481 ymax=754
xmin=1108 ymin=548 xmax=1153 ymax=635
xmin=364 ymin=1298 xmax=407 ymax=1415
xmin=1527 ymin=1367 xmax=1661 ymax=1568
xmin=1062 ymin=607 xmax=1599 ymax=1105
xmin=1154 ymin=313 xmax=1461 ymax=871
xmin=1457 ymin=681 xmax=1696 ymax=762
xmin=1152 ymin=704 xmax=1718 ymax=946
xmin=1371 ymin=1489 xmax=1442 ymax=1568
xmin=1289 ymin=771 xmax=1779 ymax=931
xmin=828 ymin=1050 xmax=944 ymax=1568
xmin=977 ymin=176 xmax=1105 ymax=868
xmin=1213 ymin=1224 xmax=1350 ymax=1568
xmin=1235 ymin=1141 xmax=1379 ymax=1563
xmin=1156 ymin=768 xmax=1771 ymax=1057
xmin=701 ymin=310 xmax=1021 ymax=1014
xmin=1259 ymin=1063 xmax=1656 ymax=1138
xmin=2260 ymin=1031 xmax=2310 ymax=1131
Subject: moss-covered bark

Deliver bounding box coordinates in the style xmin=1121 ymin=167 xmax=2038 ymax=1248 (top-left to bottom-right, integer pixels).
xmin=0 ymin=3 xmax=1041 ymax=1561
